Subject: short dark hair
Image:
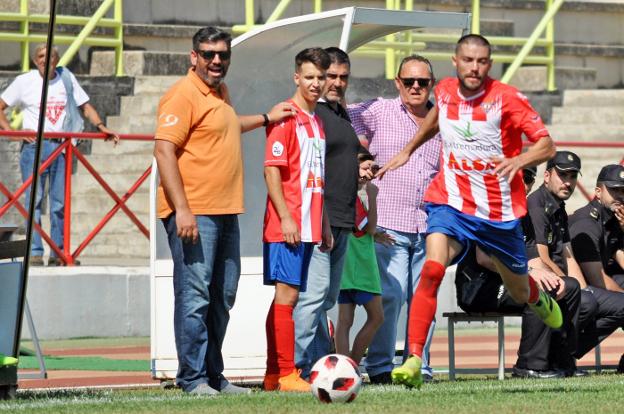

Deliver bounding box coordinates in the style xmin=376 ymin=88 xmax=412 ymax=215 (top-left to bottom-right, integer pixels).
xmin=357 ymin=148 xmax=375 ymax=163
xmin=193 ymin=27 xmax=232 ymax=51
xmin=295 ymin=47 xmax=331 ymax=72
xmin=324 ymin=47 xmax=350 ymax=67
xmin=397 ymin=55 xmax=434 ymax=79
xmin=455 ymin=33 xmax=491 ymax=56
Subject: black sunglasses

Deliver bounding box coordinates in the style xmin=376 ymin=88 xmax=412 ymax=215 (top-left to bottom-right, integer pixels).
xmin=399 ymin=77 xmax=431 ymax=88
xmin=195 ymin=49 xmax=231 ymax=61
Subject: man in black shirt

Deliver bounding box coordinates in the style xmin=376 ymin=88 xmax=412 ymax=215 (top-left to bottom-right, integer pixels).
xmin=293 ymin=47 xmax=369 ymax=379
xmin=570 ymin=164 xmax=624 ymax=291
xmin=569 ymin=164 xmax=624 ymax=371
xmin=456 ymin=166 xmax=583 ymax=378
xmin=528 ymin=152 xmax=624 ymax=370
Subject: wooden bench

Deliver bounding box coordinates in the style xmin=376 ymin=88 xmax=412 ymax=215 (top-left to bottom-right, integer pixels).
xmin=443 ymin=311 xmax=603 ymax=380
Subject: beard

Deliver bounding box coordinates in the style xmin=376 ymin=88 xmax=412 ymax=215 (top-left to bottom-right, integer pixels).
xmin=458 ymin=74 xmax=484 ymax=91
xmin=196 ymin=65 xmax=227 ymax=88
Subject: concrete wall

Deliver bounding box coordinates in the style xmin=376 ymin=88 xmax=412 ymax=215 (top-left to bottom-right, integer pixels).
xmin=21 ymin=265 xmax=467 ymax=340
xmin=22 ymin=266 xmax=150 ymax=339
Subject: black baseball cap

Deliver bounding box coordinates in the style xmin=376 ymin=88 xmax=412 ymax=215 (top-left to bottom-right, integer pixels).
xmin=597 ymin=164 xmax=624 ymax=188
xmin=546 ymin=151 xmax=581 ymax=173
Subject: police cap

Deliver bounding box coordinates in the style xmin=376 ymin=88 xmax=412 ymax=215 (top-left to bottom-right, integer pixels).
xmin=546 ymin=151 xmax=581 ymax=173
xmin=597 ymin=164 xmax=624 ymax=188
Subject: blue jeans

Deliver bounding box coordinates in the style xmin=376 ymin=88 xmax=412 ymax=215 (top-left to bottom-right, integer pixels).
xmin=293 ymin=226 xmax=350 ymax=377
xmin=163 ymin=214 xmax=241 ymax=392
xmin=20 ymin=141 xmax=65 ymax=257
xmin=364 ymin=227 xmax=435 ymax=377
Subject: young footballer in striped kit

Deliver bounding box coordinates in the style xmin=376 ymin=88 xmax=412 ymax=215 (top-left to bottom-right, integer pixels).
xmin=262 ymin=48 xmax=333 ymax=392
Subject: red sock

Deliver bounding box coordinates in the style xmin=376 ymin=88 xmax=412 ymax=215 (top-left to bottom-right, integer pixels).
xmin=408 ymin=260 xmax=446 ymax=358
xmin=273 ymin=303 xmax=295 ymax=376
xmin=265 ymin=301 xmax=278 ymax=375
xmin=527 ymin=275 xmax=540 ymax=304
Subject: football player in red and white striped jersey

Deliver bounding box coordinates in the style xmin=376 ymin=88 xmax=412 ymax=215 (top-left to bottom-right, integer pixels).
xmin=262 ymin=48 xmax=334 ymax=392
xmin=378 ymin=34 xmax=563 ymax=389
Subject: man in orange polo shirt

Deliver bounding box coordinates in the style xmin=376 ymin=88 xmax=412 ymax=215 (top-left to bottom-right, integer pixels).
xmin=154 ymin=26 xmax=295 ymax=395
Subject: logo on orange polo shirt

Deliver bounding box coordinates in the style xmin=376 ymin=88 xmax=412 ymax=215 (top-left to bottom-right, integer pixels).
xmin=159 ymin=113 xmax=179 ymax=127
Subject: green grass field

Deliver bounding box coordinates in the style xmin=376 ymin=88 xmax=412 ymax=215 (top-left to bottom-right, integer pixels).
xmin=2 ymin=375 xmax=624 ymax=414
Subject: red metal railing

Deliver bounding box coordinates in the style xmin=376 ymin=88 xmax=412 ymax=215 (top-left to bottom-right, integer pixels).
xmin=0 ymin=136 xmax=621 ymax=265
xmin=0 ymin=131 xmax=153 ymax=265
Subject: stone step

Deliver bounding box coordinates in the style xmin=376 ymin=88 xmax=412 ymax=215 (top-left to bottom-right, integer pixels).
xmin=480 ymin=19 xmax=514 ymax=37
xmin=89 ymin=139 xmax=154 ymax=156
xmin=120 ymin=95 xmax=161 ymax=116
xmin=490 ymin=66 xmax=597 ymax=92
xmin=78 ymin=152 xmax=153 ymax=174
xmin=562 ymin=89 xmax=624 ymax=107
xmin=71 ymin=172 xmax=151 ymax=196
xmin=38 ymin=218 xmax=149 ymax=258
xmin=91 ymin=51 xmax=189 ymax=77
xmin=77 ymin=153 xmax=153 ymax=175
xmin=69 ymin=191 xmax=149 ymax=215
xmin=107 ymin=115 xmax=157 ymax=135
xmin=551 ymin=106 xmax=624 ymax=125
xmin=71 ymin=235 xmax=149 ymax=258
xmin=133 ymin=76 xmax=180 ymax=95
xmin=556 ymin=67 xmax=598 ymax=90
xmin=68 ymin=211 xmax=149 ymax=235
xmin=547 ymin=124 xmax=624 ymax=142
xmin=560 ymin=147 xmax=624 ymax=163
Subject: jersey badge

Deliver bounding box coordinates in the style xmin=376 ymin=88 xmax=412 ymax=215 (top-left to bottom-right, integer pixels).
xmin=271 ymin=142 xmax=284 ymax=157
xmin=480 ymin=101 xmax=494 ymax=112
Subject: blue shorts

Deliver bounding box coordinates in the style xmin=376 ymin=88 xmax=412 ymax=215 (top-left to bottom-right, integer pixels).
xmin=426 ymin=203 xmax=528 ymax=274
xmin=338 ymin=289 xmax=378 ymax=306
xmin=263 ymin=242 xmax=314 ymax=292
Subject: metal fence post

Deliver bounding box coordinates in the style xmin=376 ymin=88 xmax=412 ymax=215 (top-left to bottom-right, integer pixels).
xmin=471 ymin=0 xmax=480 ymax=34
xmin=19 ymin=0 xmax=29 ymax=72
xmin=63 ymin=138 xmax=73 ymax=265
xmin=114 ymin=0 xmax=124 ymax=76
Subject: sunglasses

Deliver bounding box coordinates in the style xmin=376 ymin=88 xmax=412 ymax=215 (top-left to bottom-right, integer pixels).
xmin=399 ymin=77 xmax=431 ymax=88
xmin=195 ymin=49 xmax=231 ymax=61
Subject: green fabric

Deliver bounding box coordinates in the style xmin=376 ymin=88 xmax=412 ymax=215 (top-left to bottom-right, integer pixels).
xmin=18 ymin=356 xmax=149 ymax=371
xmin=339 ymin=233 xmax=381 ymax=294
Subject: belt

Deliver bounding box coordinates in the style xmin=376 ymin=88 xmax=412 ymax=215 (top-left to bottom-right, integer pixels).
xmin=49 ymin=138 xmax=64 ymax=143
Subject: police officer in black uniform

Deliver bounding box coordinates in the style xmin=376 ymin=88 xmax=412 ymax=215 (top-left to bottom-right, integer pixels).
xmin=570 ymin=164 xmax=624 ymax=290
xmin=529 ymin=152 xmax=624 ymax=372
xmin=456 ymin=166 xmax=583 ymax=378
xmin=569 ymin=164 xmax=624 ymax=372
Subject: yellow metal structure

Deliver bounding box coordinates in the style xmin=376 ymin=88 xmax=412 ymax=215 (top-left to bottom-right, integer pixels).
xmin=0 ymin=0 xmax=124 ymax=75
xmin=0 ymin=0 xmax=561 ymax=90
xmin=232 ymin=0 xmax=563 ymax=91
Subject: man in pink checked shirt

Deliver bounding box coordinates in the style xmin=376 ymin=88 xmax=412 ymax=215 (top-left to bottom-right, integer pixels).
xmin=347 ymin=55 xmax=441 ymax=384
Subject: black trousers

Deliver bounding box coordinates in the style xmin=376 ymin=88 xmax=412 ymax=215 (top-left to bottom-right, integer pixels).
xmin=575 ymin=285 xmax=624 ymax=358
xmin=515 ymin=277 xmax=583 ymax=371
xmin=612 ymin=274 xmax=624 ymax=289
xmin=458 ymin=275 xmax=583 ymax=371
